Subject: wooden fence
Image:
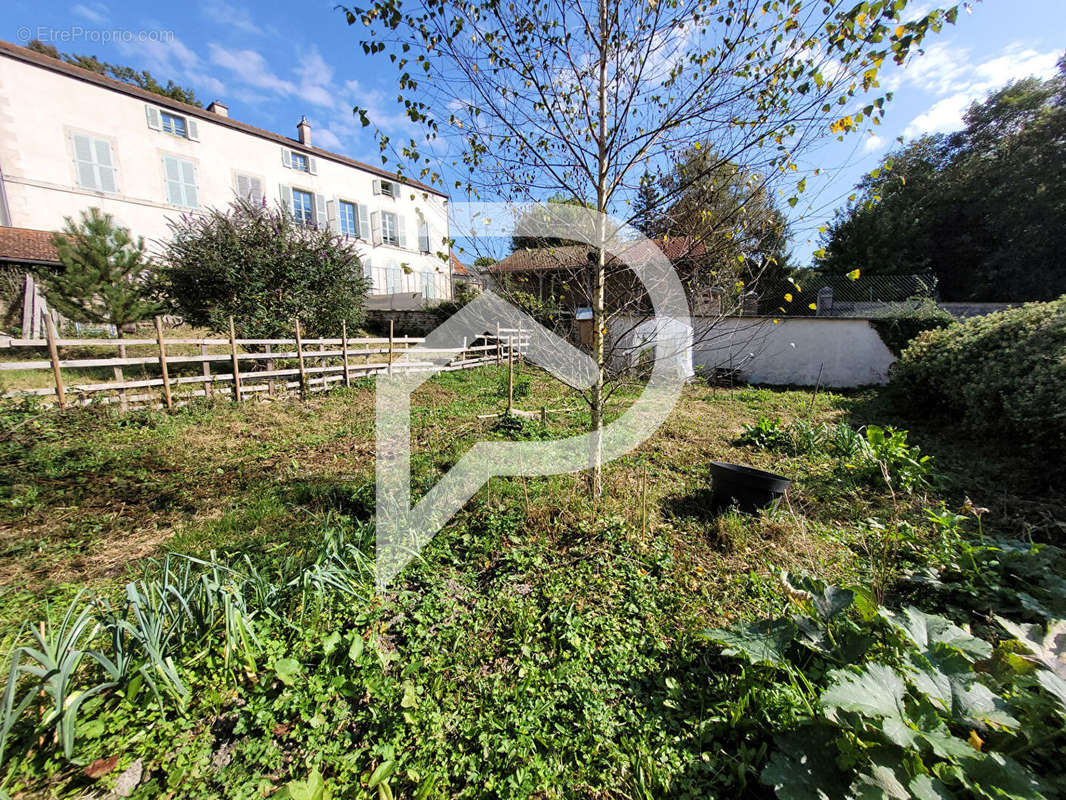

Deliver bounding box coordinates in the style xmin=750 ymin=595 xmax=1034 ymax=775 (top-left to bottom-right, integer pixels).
xmin=0 ymin=317 xmax=531 ymax=412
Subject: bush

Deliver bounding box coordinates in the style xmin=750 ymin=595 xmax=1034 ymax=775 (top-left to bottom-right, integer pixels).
xmin=889 ymin=297 xmax=1066 ymax=456
xmin=867 ymin=298 xmax=956 ymax=356
xmin=155 ymin=199 xmax=370 ymax=339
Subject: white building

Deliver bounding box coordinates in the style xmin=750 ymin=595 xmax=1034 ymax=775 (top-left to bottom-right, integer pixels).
xmin=0 ymin=39 xmax=453 ymax=302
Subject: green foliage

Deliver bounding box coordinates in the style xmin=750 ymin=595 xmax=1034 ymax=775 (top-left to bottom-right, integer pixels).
xmin=705 ymin=574 xmax=1066 ymax=800
xmin=889 ymin=297 xmax=1066 ymax=458
xmin=816 ymin=60 xmax=1066 ymax=301
xmin=868 ymin=300 xmax=956 ymax=356
xmin=429 ymin=280 xmax=479 ymax=323
xmin=156 ymin=200 xmax=370 ymax=339
xmin=738 ymin=418 xmax=933 ymax=492
xmin=28 ymin=39 xmax=203 ymax=106
xmin=37 ymin=208 xmax=159 ymax=331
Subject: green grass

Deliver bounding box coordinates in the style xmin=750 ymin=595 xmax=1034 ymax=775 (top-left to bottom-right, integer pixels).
xmin=0 ymin=367 xmax=1060 ymax=798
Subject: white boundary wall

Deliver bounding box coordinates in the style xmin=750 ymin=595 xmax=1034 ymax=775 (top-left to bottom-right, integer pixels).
xmin=611 ymin=315 xmax=897 ymax=387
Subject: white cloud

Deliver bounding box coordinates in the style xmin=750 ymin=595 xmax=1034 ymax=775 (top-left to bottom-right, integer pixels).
xmin=202 ymin=1 xmax=263 ymax=36
xmin=863 ymin=134 xmax=886 ymax=153
xmin=116 ymin=35 xmax=226 ymax=98
xmin=72 ymin=2 xmax=109 ymax=24
xmin=296 ymin=49 xmax=337 ymax=108
xmin=902 ymin=43 xmax=1061 ymax=138
xmin=208 ymin=44 xmax=295 ymax=94
xmin=314 ymin=127 xmax=343 ymax=150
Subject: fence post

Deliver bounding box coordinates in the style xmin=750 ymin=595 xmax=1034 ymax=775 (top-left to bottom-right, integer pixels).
xmin=154 ymin=316 xmax=173 ymax=411
xmin=387 ymin=319 xmax=394 ymax=377
xmin=44 ymin=315 xmax=66 ymax=409
xmin=20 ymin=274 xmax=33 ymax=341
xmin=341 ymin=321 xmax=351 ymax=388
xmin=496 ymin=322 xmax=501 ymax=364
xmin=265 ymin=343 xmax=275 ymax=397
xmin=201 ymin=342 xmax=212 ymax=400
xmin=228 ymin=316 xmax=242 ymax=402
xmin=115 ymin=341 xmax=128 ymax=411
xmin=507 ymin=335 xmax=514 ymax=414
xmin=295 ymin=318 xmax=308 ymax=398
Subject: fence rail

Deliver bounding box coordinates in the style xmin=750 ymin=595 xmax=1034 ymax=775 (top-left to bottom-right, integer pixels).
xmin=0 ymin=317 xmax=532 ymax=411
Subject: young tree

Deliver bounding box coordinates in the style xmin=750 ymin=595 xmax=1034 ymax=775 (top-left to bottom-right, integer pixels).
xmin=344 ymin=0 xmax=960 ymax=493
xmin=40 ymin=208 xmax=158 ymax=334
xmin=156 ymin=200 xmax=370 ymax=339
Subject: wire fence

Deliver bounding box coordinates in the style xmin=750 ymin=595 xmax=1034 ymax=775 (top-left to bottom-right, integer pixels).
xmin=756 ymin=272 xmax=938 ymax=316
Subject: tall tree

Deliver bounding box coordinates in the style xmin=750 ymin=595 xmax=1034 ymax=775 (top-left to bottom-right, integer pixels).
xmin=40 ymin=208 xmax=159 ymax=334
xmin=817 ymin=57 xmax=1066 ymax=301
xmin=27 ymin=39 xmax=203 ymax=107
xmin=345 ymin=0 xmax=959 ymax=493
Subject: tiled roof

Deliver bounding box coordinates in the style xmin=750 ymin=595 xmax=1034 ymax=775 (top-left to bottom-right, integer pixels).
xmin=487 ymin=237 xmax=707 ymax=274
xmin=0 ymin=39 xmax=447 ymax=199
xmin=0 ymin=227 xmax=60 ymax=264
xmin=450 ymin=251 xmax=471 ymax=276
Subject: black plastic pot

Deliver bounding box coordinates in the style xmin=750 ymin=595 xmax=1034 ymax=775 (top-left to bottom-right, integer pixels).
xmin=709 ymin=461 xmax=791 ymax=513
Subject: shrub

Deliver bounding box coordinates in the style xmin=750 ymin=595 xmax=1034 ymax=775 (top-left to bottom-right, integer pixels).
xmin=889 ymin=297 xmax=1066 ymax=457
xmin=867 ymin=298 xmax=956 ymax=356
xmin=155 ymin=199 xmax=370 ymax=338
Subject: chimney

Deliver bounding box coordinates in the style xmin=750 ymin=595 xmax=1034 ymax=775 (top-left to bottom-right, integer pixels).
xmin=297 ymin=116 xmax=311 ymax=146
xmin=207 ymin=101 xmax=229 ymax=117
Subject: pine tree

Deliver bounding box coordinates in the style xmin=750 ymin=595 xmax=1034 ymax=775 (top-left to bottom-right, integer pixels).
xmin=631 ymin=172 xmax=663 ymax=237
xmin=41 ymin=208 xmax=159 ymax=335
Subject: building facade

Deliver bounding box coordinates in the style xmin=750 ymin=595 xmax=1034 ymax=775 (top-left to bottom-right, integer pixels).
xmin=0 ymin=40 xmax=453 ymax=302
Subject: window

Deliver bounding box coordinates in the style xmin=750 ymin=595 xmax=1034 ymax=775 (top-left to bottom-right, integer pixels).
xmin=235 ymin=173 xmax=263 ymax=204
xmin=281 ymin=148 xmax=317 ymax=174
xmin=72 ymin=134 xmax=117 ymax=193
xmin=145 ymin=105 xmax=199 ymax=140
xmin=381 ymin=211 xmax=399 ymax=247
xmin=292 ymin=189 xmax=314 ymax=225
xmin=291 ymin=152 xmax=309 ymax=172
xmin=421 ymin=271 xmax=435 ymax=301
xmin=418 ymin=217 xmax=431 ymax=254
xmin=163 ymin=155 xmax=198 ymax=207
xmin=385 ymin=263 xmax=401 ymax=294
xmin=374 ymin=179 xmax=395 ymax=198
xmin=339 ymin=201 xmax=357 ymax=237
xmin=161 ymin=112 xmax=187 ymax=138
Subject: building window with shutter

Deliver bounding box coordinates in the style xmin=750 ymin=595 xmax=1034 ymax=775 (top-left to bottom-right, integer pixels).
xmin=161 ymin=112 xmax=187 ymax=138
xmin=291 ymin=189 xmax=314 ymax=225
xmin=421 ymin=271 xmax=435 ymax=301
xmin=162 ymin=155 xmax=198 ymax=208
xmin=385 ymin=263 xmax=400 ymax=294
xmin=235 ymin=173 xmax=263 ymax=204
xmin=339 ymin=201 xmax=357 ymax=237
xmin=290 ymin=152 xmax=310 ymax=172
xmin=72 ymin=134 xmax=118 ymax=193
xmin=381 ymin=212 xmax=400 ymax=247
xmin=418 ymin=218 xmax=430 ymax=254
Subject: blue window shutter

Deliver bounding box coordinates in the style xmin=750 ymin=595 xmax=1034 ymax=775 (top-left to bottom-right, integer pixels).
xmin=187 ymin=119 xmax=200 ymax=141
xmin=281 ymin=148 xmax=291 ymax=168
xmin=315 ymin=194 xmax=328 ymax=228
xmin=357 ymin=204 xmax=370 ymax=239
xmin=145 ymin=105 xmax=161 ymax=130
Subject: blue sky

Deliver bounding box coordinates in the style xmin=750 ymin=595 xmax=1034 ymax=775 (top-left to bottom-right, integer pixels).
xmin=4 ymin=0 xmax=1064 ymax=265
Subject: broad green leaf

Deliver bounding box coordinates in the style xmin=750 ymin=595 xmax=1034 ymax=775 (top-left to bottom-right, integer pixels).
xmin=282 ymin=768 xmax=325 ymax=800
xmin=909 ymin=774 xmax=952 ymax=800
xmin=885 ymin=608 xmax=992 ymax=661
xmin=1036 ymin=671 xmax=1066 ymax=716
xmin=821 ymin=664 xmax=906 ymax=720
xmin=996 ymin=617 xmax=1066 ymax=679
xmin=322 ymin=631 xmax=342 ymax=657
xmin=957 ymin=753 xmax=1048 ymax=800
xmin=348 ymin=632 xmax=365 ymax=662
xmin=273 ymin=658 xmax=302 ymax=687
xmin=703 ymin=619 xmax=795 ymax=667
xmin=760 ymin=727 xmax=851 ymax=800
xmin=852 ymin=760 xmax=909 ymax=800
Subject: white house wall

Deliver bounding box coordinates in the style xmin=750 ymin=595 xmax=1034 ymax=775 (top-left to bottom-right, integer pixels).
xmin=0 ymin=48 xmax=452 ymax=300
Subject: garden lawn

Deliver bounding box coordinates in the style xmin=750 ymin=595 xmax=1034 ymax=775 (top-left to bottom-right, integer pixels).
xmin=0 ymin=367 xmax=1061 ymax=798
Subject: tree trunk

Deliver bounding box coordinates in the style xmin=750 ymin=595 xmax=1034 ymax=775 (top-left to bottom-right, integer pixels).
xmin=588 ymin=0 xmax=609 ymax=498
